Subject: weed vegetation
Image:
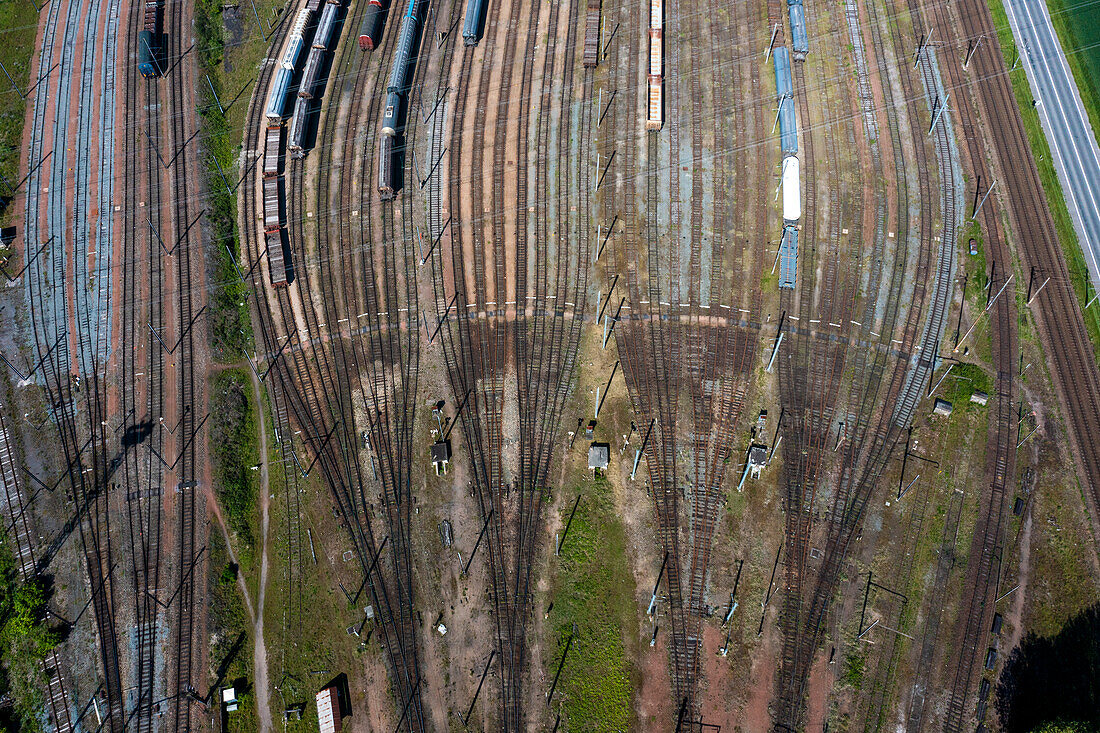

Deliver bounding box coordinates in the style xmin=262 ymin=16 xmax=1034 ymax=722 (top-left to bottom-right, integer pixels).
xmin=547 ymin=475 xmax=635 ymax=731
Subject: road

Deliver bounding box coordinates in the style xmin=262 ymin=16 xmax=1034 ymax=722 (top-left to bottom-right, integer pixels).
xmin=1005 ymin=0 xmax=1100 ymax=295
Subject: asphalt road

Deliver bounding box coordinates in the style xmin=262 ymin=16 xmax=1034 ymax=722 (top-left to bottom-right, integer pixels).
xmin=1004 ymin=0 xmax=1100 ymax=296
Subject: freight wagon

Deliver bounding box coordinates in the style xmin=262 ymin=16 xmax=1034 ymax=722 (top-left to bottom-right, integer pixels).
xmin=378 ymin=133 xmax=395 ymax=199
xmin=381 ymin=0 xmax=426 ymax=137
xmin=583 ymin=0 xmax=601 ymax=67
xmin=789 ymin=2 xmax=808 ymax=60
xmin=463 ymin=0 xmax=486 ymax=46
xmin=782 ymin=156 xmax=800 ymax=225
xmin=646 ymin=0 xmax=662 ymax=131
xmin=263 ymin=127 xmax=282 ymax=178
xmin=263 ymin=177 xmax=282 ymax=232
xmin=266 ymin=230 xmax=288 ymax=286
xmin=288 ymin=96 xmax=310 ymax=156
xmin=138 ymin=0 xmax=162 ymax=78
xmin=359 ymin=0 xmax=387 ymax=50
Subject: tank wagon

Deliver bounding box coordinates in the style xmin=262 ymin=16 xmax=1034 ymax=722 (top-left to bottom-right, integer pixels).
xmin=583 ymin=0 xmax=601 ymax=67
xmin=359 ymin=0 xmax=387 ymax=50
xmin=646 ymin=0 xmax=662 ymax=131
xmin=381 ymin=0 xmax=426 ymax=137
xmin=138 ymin=0 xmax=162 ymax=78
xmin=788 ymin=0 xmax=807 ymax=60
xmin=463 ymin=0 xmax=486 ymax=46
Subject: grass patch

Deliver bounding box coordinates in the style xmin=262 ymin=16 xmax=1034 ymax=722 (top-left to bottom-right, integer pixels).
xmin=942 ymin=361 xmax=993 ymax=409
xmin=0 ymin=0 xmax=38 ymax=225
xmin=195 ymin=0 xmax=267 ymax=361
xmin=0 ymin=534 xmax=59 ymax=732
xmin=841 ymin=651 xmax=866 ymax=688
xmin=208 ymin=529 xmax=258 ymax=732
xmin=988 ymin=0 xmax=1100 ymax=362
xmin=546 ymin=475 xmax=635 ymax=731
xmin=210 ymin=368 xmax=260 ymax=564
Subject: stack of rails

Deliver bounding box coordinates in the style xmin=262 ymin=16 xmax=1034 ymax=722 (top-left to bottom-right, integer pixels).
xmin=138 ymin=0 xmax=161 ymax=78
xmin=378 ymin=0 xmax=428 ymax=196
xmin=583 ymin=0 xmax=601 ymax=67
xmin=359 ymin=0 xmax=388 ymax=50
xmin=788 ymin=0 xmax=808 ymax=60
xmin=462 ymin=0 xmax=486 ymax=46
xmin=773 ymin=46 xmax=801 ymax=289
xmin=262 ymin=5 xmax=314 ymax=286
xmin=646 ymin=0 xmax=662 ymax=131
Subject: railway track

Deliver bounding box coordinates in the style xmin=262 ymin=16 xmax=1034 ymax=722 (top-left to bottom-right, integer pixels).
xmin=920 ymin=1 xmax=1029 ymax=729
xmin=162 ymin=0 xmax=205 ymax=726
xmin=120 ymin=0 xmax=168 ymax=724
xmin=18 ymin=0 xmax=126 ymax=726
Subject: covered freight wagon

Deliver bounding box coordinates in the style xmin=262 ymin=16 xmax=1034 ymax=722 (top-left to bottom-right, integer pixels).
xmin=789 ymin=3 xmax=808 ymax=60
xmin=265 ymin=66 xmax=293 ymax=125
xmin=378 ymin=134 xmax=395 ymax=198
xmin=463 ymin=0 xmax=486 ymax=46
xmin=773 ymin=46 xmax=792 ymax=100
xmin=779 ymin=227 xmax=798 ymax=289
xmin=314 ymin=1 xmax=339 ymax=49
xmin=288 ymin=96 xmax=310 ymax=155
xmin=778 ymin=96 xmax=797 ymax=155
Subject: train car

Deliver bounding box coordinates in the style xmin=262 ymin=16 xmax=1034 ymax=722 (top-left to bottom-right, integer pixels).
xmin=462 ymin=0 xmax=486 ymax=46
xmin=266 ymin=229 xmax=288 ymax=286
xmin=781 ymin=156 xmax=800 ymax=225
xmin=138 ymin=0 xmax=161 ymax=77
xmin=789 ymin=3 xmax=807 ymax=60
xmin=282 ymin=7 xmax=312 ymax=69
xmin=647 ymin=78 xmax=662 ymax=131
xmin=381 ymin=0 xmax=423 ymax=136
xmin=778 ymin=96 xmax=797 ymax=155
xmin=288 ymin=96 xmax=310 ymax=156
xmin=378 ymin=134 xmax=395 ymax=199
xmin=263 ymin=127 xmax=282 ymax=178
xmin=779 ymin=226 xmax=798 ymax=289
xmin=359 ymin=0 xmax=386 ymax=50
xmin=306 ymin=0 xmax=323 ymax=13
xmin=773 ymin=46 xmax=792 ymax=100
xmin=263 ymin=177 xmax=282 ymax=232
xmin=138 ymin=30 xmax=158 ymax=78
xmin=265 ymin=66 xmax=293 ymax=125
xmin=315 ymin=1 xmax=339 ymax=49
xmin=646 ymin=0 xmax=662 ymax=131
xmin=583 ymin=0 xmax=601 ymax=67
xmin=299 ymin=46 xmax=324 ymax=98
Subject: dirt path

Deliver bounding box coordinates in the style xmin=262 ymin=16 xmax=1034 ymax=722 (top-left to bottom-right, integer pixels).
xmin=250 ymin=367 xmax=273 ymax=733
